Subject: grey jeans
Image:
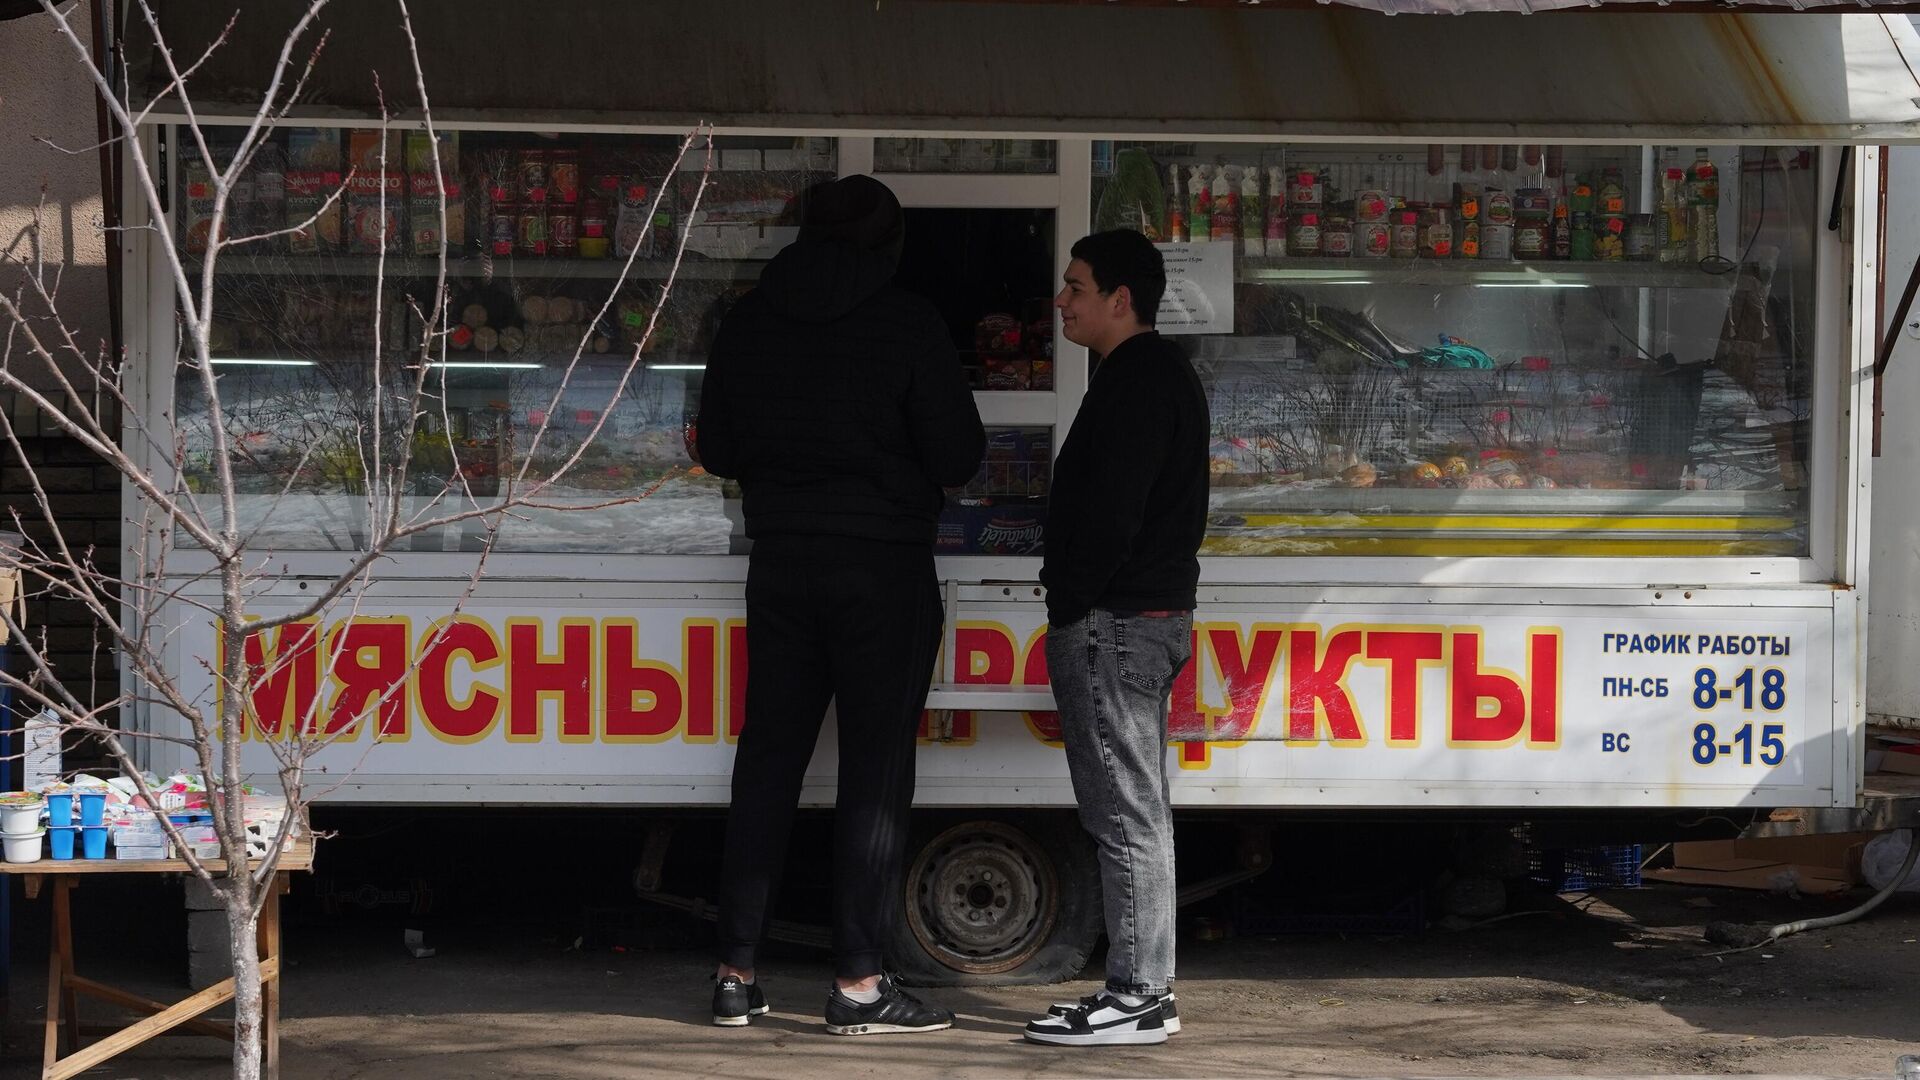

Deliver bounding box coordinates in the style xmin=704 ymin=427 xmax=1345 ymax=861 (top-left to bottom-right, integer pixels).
xmin=1047 ymin=607 xmax=1193 ymax=998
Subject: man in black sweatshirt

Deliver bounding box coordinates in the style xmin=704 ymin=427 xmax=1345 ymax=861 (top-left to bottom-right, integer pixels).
xmin=696 ymin=175 xmax=984 ymax=1035
xmin=1023 ymin=230 xmax=1207 ymax=1049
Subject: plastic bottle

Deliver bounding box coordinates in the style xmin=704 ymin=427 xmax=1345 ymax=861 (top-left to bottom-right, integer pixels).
xmin=1240 ymin=167 xmax=1264 ymax=256
xmin=1659 ymin=167 xmax=1690 ymax=264
xmin=1188 ymin=165 xmax=1211 ymax=244
xmin=1265 ymin=166 xmax=1287 ymax=255
xmin=1688 ymin=148 xmax=1720 ymax=262
xmin=1167 ymin=164 xmax=1187 ymax=243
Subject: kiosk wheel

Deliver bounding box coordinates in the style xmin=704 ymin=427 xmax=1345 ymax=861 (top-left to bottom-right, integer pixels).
xmin=889 ymin=815 xmax=1103 ymax=987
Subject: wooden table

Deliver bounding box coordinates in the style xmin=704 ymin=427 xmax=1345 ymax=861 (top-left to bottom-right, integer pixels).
xmin=0 ymin=837 xmax=312 ymax=1080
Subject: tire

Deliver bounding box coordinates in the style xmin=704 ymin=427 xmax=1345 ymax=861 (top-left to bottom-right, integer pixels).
xmin=888 ymin=813 xmax=1104 ymax=987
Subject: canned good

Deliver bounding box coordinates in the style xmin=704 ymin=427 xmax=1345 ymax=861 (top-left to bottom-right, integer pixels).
xmin=548 ymin=204 xmax=579 ymax=255
xmin=1624 ymin=214 xmax=1656 ymax=260
xmin=1353 ymin=190 xmax=1389 ymax=223
xmin=517 ymin=203 xmax=548 ymax=256
xmin=490 ymin=204 xmax=517 ymax=256
xmin=1358 ymin=221 xmax=1391 ymax=257
xmin=518 ymin=150 xmax=549 ymax=203
xmin=1287 ymin=212 xmax=1321 ymax=257
xmin=1481 ymin=223 xmax=1513 ymax=261
xmin=1391 ymin=211 xmax=1419 ymax=258
xmin=1484 ymin=188 xmax=1514 ymax=227
xmin=549 ymin=150 xmax=581 ymax=204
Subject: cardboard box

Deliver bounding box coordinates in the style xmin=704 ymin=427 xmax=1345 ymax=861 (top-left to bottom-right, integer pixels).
xmin=1647 ymin=832 xmax=1870 ymax=895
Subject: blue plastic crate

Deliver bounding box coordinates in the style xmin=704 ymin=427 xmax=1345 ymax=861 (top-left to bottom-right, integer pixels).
xmin=1529 ymin=844 xmax=1642 ymax=893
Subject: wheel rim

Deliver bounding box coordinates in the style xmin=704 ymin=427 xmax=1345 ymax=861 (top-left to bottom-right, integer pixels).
xmin=904 ymin=821 xmax=1059 ymax=975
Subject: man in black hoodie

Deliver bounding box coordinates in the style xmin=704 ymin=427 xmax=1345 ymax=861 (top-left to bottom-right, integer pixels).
xmin=696 ymin=175 xmax=984 ymax=1035
xmin=1023 ymin=230 xmax=1207 ymax=1048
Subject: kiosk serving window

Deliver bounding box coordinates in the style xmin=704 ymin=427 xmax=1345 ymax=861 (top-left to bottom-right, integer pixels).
xmin=1091 ymin=141 xmax=1818 ymax=557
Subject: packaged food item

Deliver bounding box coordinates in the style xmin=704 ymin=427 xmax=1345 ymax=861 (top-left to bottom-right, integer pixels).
xmin=1417 ymin=207 xmax=1453 ymax=258
xmin=1209 ymin=166 xmax=1238 ymax=242
xmin=1687 ymin=147 xmax=1719 ymax=262
xmin=1515 ymin=220 xmax=1548 ymax=259
xmin=489 ymin=203 xmax=517 ymax=257
xmin=1452 ymin=182 xmax=1482 ymax=224
xmin=1354 ymin=190 xmax=1389 ymax=223
xmin=519 ymin=149 xmax=549 ymax=204
xmin=1240 ymin=167 xmax=1264 ymax=257
xmin=547 ymin=203 xmax=579 ymax=256
xmin=1322 ymin=213 xmax=1353 ymax=257
xmin=1551 ymin=201 xmax=1572 ymax=259
xmin=1481 ymin=223 xmax=1512 ymax=260
xmin=983 ymin=354 xmax=1031 ymax=390
xmin=1287 ymin=212 xmax=1321 ymax=258
xmin=1095 ymin=148 xmax=1167 ymax=239
xmin=284 ymin=170 xmax=341 ymax=254
xmin=1390 ymin=210 xmax=1419 ymax=258
xmin=347 ymin=172 xmax=403 ymax=254
xmin=408 ymin=173 xmax=465 ymax=256
xmin=1264 ymin=166 xmax=1286 ymax=253
xmin=1188 ymin=165 xmax=1211 ymax=241
xmin=1167 ymin=164 xmax=1187 ymax=243
xmin=1659 ymin=166 xmax=1690 ymax=264
xmin=615 ymin=182 xmax=652 ymax=258
xmin=348 ymin=129 xmax=397 ymax=173
xmin=1358 ymin=221 xmax=1391 ymax=258
xmin=403 ymin=130 xmax=457 ymax=176
xmin=1624 ymin=214 xmax=1656 ymax=260
xmin=288 ymin=128 xmax=341 ymax=170
xmin=181 ymin=157 xmax=218 ymax=254
xmin=517 ymin=202 xmax=548 ymax=256
xmin=549 ymin=149 xmax=581 ymax=204
xmin=1484 ymin=188 xmax=1514 ymax=226
xmin=579 ymin=189 xmax=611 ymax=259
xmin=1287 ymin=170 xmax=1322 ymax=211
xmin=1458 ymin=218 xmax=1481 ymax=260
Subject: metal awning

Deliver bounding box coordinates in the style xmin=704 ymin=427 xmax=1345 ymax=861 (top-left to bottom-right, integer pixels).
xmin=129 ymin=1 xmax=1920 ymax=142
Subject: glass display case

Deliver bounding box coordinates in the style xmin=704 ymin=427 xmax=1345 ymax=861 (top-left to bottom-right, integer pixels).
xmin=172 ymin=125 xmax=836 ymax=554
xmin=1092 ymin=142 xmax=1817 ymax=557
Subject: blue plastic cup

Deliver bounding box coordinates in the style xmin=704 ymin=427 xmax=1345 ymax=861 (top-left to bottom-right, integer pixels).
xmin=77 ymin=791 xmax=105 ymax=827
xmin=80 ymin=825 xmax=106 ymax=859
xmin=48 ymin=825 xmax=76 ymax=860
xmin=46 ymin=793 xmax=72 ymax=827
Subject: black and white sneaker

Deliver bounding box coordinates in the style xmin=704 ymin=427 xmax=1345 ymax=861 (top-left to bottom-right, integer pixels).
xmin=823 ymin=974 xmax=953 ymax=1036
xmin=1025 ymin=991 xmax=1168 ymax=1046
xmin=1047 ymin=991 xmax=1180 ymax=1035
xmin=711 ymin=974 xmax=769 ymax=1026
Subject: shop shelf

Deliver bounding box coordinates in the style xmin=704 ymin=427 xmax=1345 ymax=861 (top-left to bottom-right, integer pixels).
xmin=1237 ymin=257 xmax=1739 ymax=290
xmin=186 ymin=254 xmax=765 ymax=282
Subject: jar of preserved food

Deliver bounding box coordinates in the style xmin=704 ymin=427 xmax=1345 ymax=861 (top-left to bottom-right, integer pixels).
xmin=1417 ymin=207 xmax=1453 ymax=258
xmin=1390 ymin=210 xmax=1419 ymax=258
xmin=1287 ymin=212 xmax=1322 ymax=257
xmin=1322 ymin=214 xmax=1353 ymax=257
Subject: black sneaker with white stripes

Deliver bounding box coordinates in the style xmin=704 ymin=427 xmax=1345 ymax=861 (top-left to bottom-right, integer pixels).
xmin=1047 ymin=991 xmax=1180 ymax=1034
xmin=824 ymin=974 xmax=954 ymax=1036
xmin=711 ymin=974 xmax=769 ymax=1026
xmin=1024 ymin=991 xmax=1168 ymax=1046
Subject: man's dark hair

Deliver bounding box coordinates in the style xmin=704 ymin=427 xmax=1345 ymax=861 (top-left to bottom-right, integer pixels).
xmin=1070 ymin=229 xmax=1166 ymax=327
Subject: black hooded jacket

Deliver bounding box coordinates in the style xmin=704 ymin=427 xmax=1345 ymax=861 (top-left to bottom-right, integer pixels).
xmin=695 ymin=181 xmax=985 ymax=546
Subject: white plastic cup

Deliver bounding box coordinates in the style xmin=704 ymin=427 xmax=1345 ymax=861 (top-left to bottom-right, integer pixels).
xmin=2 ymin=827 xmax=46 ymax=863
xmin=0 ymin=794 xmax=45 ymax=837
